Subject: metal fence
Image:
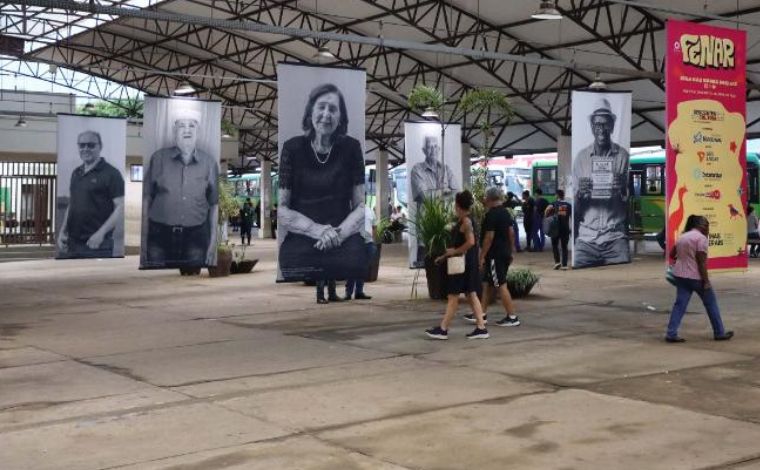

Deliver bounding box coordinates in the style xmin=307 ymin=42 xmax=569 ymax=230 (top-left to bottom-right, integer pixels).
xmin=0 ymin=162 xmax=57 ymax=246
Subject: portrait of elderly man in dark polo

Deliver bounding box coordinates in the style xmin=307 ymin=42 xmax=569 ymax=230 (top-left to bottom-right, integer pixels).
xmin=57 ymin=130 xmax=125 ymax=258
xmin=277 ymin=83 xmax=367 ymax=282
xmin=143 ymin=106 xmax=219 ymax=268
xmin=572 ymin=96 xmax=630 ymax=268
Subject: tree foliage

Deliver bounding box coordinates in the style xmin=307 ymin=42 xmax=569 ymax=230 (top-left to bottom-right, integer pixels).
xmin=76 ymin=99 xmax=144 ymax=118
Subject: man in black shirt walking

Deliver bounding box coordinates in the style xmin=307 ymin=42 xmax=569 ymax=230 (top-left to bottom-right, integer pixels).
xmin=464 ymin=187 xmax=520 ymax=327
xmin=239 ymin=198 xmax=254 ymax=245
xmin=521 ymin=190 xmax=536 ymax=251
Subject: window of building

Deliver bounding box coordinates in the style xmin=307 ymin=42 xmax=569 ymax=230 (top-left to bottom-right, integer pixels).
xmin=644 ymin=165 xmax=663 ymax=195
xmin=130 ymin=164 xmax=143 ymax=182
xmin=535 ymin=168 xmax=556 ymax=195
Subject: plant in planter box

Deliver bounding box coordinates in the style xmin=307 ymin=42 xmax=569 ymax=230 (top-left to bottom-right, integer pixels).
xmin=409 ymin=196 xmax=455 ymax=299
xmin=208 ymin=177 xmax=238 ymax=277
xmin=506 ymin=268 xmax=540 ymax=298
xmin=230 ymin=244 xmax=259 ymax=274
xmin=365 ymin=217 xmax=391 ymax=283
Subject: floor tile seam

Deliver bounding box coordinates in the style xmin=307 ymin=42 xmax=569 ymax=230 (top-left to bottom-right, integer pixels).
xmin=412 ymin=331 xmax=584 ymax=360
xmin=698 ymin=453 xmax=760 ymax=470
xmin=175 ymin=363 xmax=427 ymax=402
xmin=0 ymin=395 xmax=207 ymax=435
xmin=75 ymin=337 xmax=256 ymax=362
xmin=92 ymin=432 xmax=310 ymax=470
xmin=163 ymin=353 xmax=404 ymax=389
xmin=572 ymin=357 xmax=760 ymax=390
xmin=0 ymin=357 xmax=71 ymax=371
xmin=576 ymin=385 xmax=760 ymax=428
xmin=229 ymin=388 xmax=561 ymax=437
xmin=308 ymin=434 xmax=421 ymax=470
xmin=0 ymin=390 xmax=153 ymax=415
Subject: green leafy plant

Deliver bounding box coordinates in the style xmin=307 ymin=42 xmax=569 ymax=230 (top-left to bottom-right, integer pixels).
xmin=374 ymin=217 xmax=392 ymax=244
xmin=459 ymin=89 xmax=513 ymax=164
xmin=409 ymin=196 xmax=454 ymax=259
xmin=506 ymin=268 xmax=540 ymax=298
xmin=217 ymin=177 xmax=240 ymax=250
xmin=77 ymin=99 xmax=144 ymax=118
xmin=221 ymin=119 xmax=238 ymax=137
xmin=407 ymin=84 xmax=444 ymax=115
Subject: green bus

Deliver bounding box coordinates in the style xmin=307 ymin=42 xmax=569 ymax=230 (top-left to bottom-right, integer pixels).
xmin=227 ymin=173 xmax=279 ymax=209
xmin=532 ymin=153 xmax=760 ymax=233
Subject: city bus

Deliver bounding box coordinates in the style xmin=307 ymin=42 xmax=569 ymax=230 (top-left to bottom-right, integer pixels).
xmin=531 ymin=153 xmax=760 ymax=232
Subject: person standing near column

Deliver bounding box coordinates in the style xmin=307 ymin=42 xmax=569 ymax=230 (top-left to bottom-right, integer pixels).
xmin=546 ymin=189 xmax=572 ymax=270
xmin=521 ymin=190 xmax=536 ymax=251
xmin=344 ymin=204 xmax=375 ymax=300
xmin=534 ymin=188 xmax=549 ymax=252
xmin=239 ymin=198 xmax=254 ymax=245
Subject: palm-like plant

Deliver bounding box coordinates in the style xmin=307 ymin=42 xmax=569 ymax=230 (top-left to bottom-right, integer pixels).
xmin=410 ymin=196 xmax=455 ymax=259
xmin=216 ymin=177 xmax=240 ymax=251
xmin=407 ymin=85 xmax=445 ymax=116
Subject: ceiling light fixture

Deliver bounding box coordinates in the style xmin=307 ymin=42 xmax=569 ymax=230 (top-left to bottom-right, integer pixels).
xmin=313 ymin=45 xmax=336 ymax=61
xmin=531 ymin=1 xmax=562 ymax=20
xmin=173 ymin=80 xmax=196 ymax=95
xmin=589 ymin=72 xmax=607 ymax=90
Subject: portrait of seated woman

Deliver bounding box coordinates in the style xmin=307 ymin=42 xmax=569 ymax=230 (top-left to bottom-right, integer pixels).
xmin=277 ymin=83 xmax=368 ymax=281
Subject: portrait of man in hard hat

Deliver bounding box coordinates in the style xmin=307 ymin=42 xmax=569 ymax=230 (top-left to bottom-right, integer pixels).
xmin=572 ymin=96 xmax=630 ymax=268
xmin=142 ymin=102 xmax=219 ymax=269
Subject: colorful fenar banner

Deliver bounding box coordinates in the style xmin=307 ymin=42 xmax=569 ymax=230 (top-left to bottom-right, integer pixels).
xmin=666 ymin=20 xmax=747 ymax=271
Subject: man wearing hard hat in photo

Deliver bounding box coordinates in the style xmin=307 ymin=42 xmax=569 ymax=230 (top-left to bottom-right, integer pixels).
xmin=572 ymin=97 xmax=630 ymax=268
xmin=143 ymin=104 xmax=219 ymax=268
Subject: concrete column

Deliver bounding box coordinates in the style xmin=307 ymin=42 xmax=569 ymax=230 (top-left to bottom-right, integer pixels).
xmin=259 ymin=160 xmax=273 ymax=239
xmin=375 ymin=149 xmax=390 ymax=220
xmin=461 ymin=141 xmax=471 ymax=188
xmin=557 ymin=134 xmax=572 ymax=196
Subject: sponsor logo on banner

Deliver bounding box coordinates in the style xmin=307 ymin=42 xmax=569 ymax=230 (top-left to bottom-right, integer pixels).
xmin=692 ymin=131 xmax=722 ymax=144
xmin=692 ymin=109 xmax=725 ymax=122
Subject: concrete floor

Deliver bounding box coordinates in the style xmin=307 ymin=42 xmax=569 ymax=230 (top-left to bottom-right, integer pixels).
xmin=2 ymin=241 xmax=760 ymax=469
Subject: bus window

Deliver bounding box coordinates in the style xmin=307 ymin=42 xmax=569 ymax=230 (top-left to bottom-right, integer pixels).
xmin=644 ymin=165 xmax=663 ymax=195
xmin=748 ymin=167 xmax=759 ymax=204
xmin=535 ymin=168 xmax=556 ymax=195
xmin=630 ymin=171 xmax=642 ymax=197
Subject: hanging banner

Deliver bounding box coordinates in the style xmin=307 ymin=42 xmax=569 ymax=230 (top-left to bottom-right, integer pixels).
xmin=276 ymin=63 xmax=367 ymax=282
xmin=666 ymin=20 xmax=747 ymax=272
xmin=571 ymin=90 xmax=632 ymax=269
xmin=55 ymin=114 xmax=126 ymax=259
xmin=404 ymin=121 xmax=463 ymax=268
xmin=140 ymin=97 xmax=221 ymax=270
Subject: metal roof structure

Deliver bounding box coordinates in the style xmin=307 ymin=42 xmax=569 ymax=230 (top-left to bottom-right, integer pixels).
xmin=2 ymin=0 xmax=760 ymax=170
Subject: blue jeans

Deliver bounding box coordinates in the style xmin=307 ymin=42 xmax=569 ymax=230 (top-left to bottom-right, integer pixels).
xmin=512 ymin=219 xmax=521 ymax=251
xmin=667 ymin=276 xmax=725 ymax=338
xmin=346 ymin=242 xmax=377 ymax=297
xmin=533 ymin=215 xmax=545 ymax=251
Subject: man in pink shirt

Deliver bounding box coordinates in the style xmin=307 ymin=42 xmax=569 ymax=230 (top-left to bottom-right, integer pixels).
xmin=666 ymin=215 xmax=733 ymax=342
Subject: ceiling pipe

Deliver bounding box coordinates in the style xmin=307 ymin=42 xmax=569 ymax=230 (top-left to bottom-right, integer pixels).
xmin=9 ymin=0 xmax=663 ymax=81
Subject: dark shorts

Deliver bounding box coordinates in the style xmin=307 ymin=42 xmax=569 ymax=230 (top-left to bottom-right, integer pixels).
xmin=481 ymin=257 xmax=510 ymax=287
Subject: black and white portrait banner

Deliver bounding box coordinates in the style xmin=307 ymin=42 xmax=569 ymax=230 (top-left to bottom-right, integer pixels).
xmin=276 ymin=63 xmax=368 ymax=282
xmin=140 ymin=97 xmax=221 ymax=270
xmin=571 ymin=90 xmax=632 ymax=269
xmin=55 ymin=114 xmax=126 ymax=259
xmin=404 ymin=121 xmax=463 ymax=268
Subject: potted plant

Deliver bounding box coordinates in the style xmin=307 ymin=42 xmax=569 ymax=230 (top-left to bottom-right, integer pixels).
xmin=230 ymin=244 xmax=258 ymax=274
xmin=410 ymin=196 xmax=453 ymax=299
xmin=366 ymin=217 xmax=391 ymax=283
xmin=506 ymin=268 xmax=540 ymax=298
xmin=207 ymin=178 xmax=238 ymax=278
